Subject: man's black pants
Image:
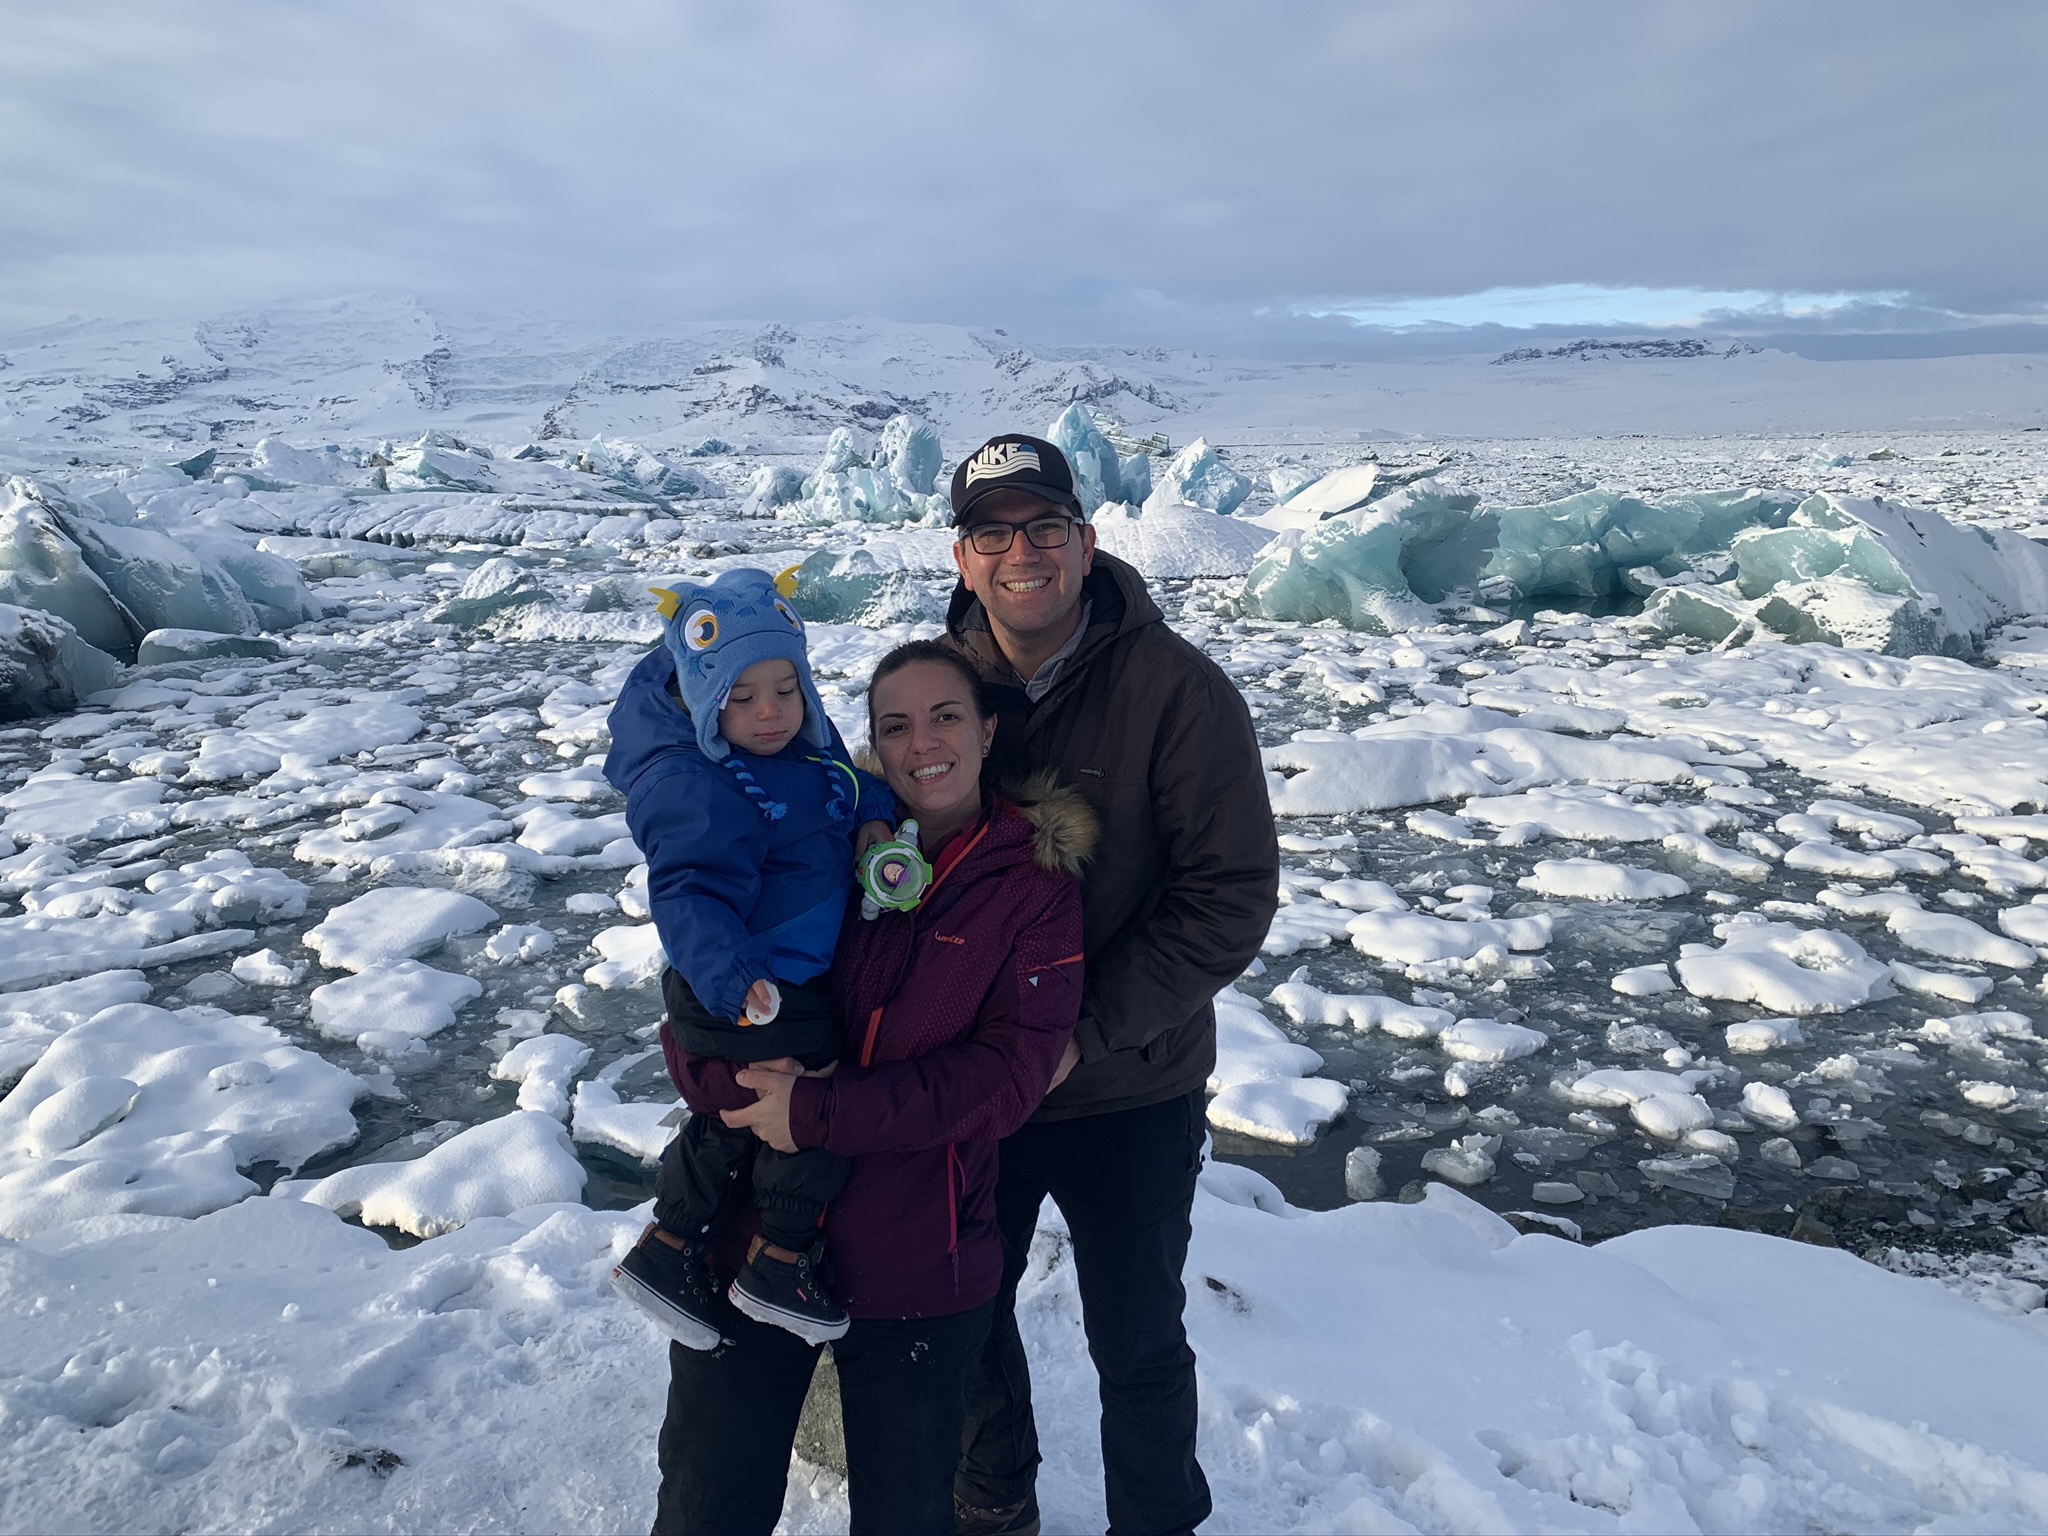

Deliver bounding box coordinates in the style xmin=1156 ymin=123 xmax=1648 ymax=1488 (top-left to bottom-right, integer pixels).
xmin=956 ymin=1089 xmax=1210 ymax=1536
xmin=653 ymin=1297 xmax=996 ymax=1536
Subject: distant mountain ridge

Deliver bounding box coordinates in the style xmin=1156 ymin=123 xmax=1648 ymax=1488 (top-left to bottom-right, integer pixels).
xmin=1493 ymin=338 xmax=1762 ymax=364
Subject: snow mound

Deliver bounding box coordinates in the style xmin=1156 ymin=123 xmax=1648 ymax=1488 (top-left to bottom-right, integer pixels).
xmin=1089 ymin=501 xmax=1275 ymax=578
xmin=1674 ymin=916 xmax=1895 ymax=1014
xmin=1517 ymin=857 xmax=1689 ymax=902
xmin=0 ymin=1003 xmax=362 ymax=1238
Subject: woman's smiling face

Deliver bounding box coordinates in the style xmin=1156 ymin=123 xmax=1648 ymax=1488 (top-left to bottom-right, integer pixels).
xmin=871 ymin=660 xmax=994 ymax=836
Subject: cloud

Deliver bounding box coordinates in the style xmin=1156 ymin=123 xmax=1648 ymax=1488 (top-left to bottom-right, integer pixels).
xmin=4 ymin=0 xmax=2044 ymax=352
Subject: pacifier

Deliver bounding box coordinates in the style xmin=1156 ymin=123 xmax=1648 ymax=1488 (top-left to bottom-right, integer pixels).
xmin=858 ymin=819 xmax=934 ymax=920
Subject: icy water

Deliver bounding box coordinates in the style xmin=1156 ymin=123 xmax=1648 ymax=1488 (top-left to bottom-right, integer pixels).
xmin=6 ymin=534 xmax=2044 ymax=1266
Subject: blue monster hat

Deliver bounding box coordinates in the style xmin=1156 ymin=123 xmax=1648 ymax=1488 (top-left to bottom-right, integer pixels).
xmin=650 ymin=567 xmax=831 ymax=762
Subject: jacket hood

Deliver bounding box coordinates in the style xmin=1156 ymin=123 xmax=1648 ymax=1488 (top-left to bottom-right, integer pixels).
xmin=943 ymin=550 xmax=1161 ymax=685
xmin=850 ymin=755 xmax=1097 ymax=877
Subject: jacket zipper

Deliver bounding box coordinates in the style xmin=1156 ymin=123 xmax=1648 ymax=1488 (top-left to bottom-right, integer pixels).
xmin=946 ymin=1142 xmax=962 ymax=1294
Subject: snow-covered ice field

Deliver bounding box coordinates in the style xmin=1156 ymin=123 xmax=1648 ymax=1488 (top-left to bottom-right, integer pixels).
xmin=4 ymin=304 xmax=2048 ymax=1532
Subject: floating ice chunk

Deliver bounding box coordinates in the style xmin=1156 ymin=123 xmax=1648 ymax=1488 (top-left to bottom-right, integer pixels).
xmin=293 ymin=791 xmax=509 ymax=867
xmin=1725 ymin=1017 xmax=1805 ymax=1053
xmin=584 ymin=923 xmax=667 ymax=990
xmin=1260 ymin=464 xmax=1382 ymax=527
xmin=515 ymin=804 xmax=631 ymax=856
xmin=484 ymin=923 xmax=557 ymax=963
xmin=1440 ymin=1019 xmax=1547 ymax=1062
xmin=1741 ymin=1081 xmax=1802 ymax=1130
xmin=1 ymin=769 xmax=168 ymax=846
xmin=1998 ymin=902 xmax=2048 ymax=948
xmin=433 ymin=557 xmax=554 ymax=628
xmin=176 ymin=531 xmax=323 ymax=628
xmin=1517 ymin=858 xmax=1688 ymax=902
xmin=1211 ymin=987 xmax=1325 ymax=1091
xmin=1637 ymin=1152 xmax=1735 ymax=1200
xmin=1266 ymin=975 xmax=1454 ymax=1038
xmin=1345 ymin=909 xmax=1550 ymax=967
xmin=304 ymin=886 xmax=498 ymax=972
xmin=308 ymin=960 xmax=484 ymax=1044
xmin=874 ymin=414 xmax=942 ymax=496
xmin=1805 ymin=798 xmax=1923 ymax=843
xmin=1261 ymin=892 xmax=1359 ymax=956
xmin=0 ymin=1003 xmax=361 ymax=1238
xmin=1959 ymin=1081 xmax=2019 ymax=1112
xmin=1611 ymin=963 xmax=1677 ymax=996
xmin=1886 ymin=907 xmax=2038 ymax=969
xmin=1343 ymin=1145 xmax=1383 ymax=1201
xmin=1631 ymin=1092 xmax=1715 ymax=1139
xmin=232 ymin=948 xmax=307 ymax=987
xmin=1148 ymin=437 xmax=1250 ymax=517
xmin=1315 ymin=878 xmax=1405 ymax=912
xmin=192 ymin=699 xmax=423 ymax=783
xmin=284 ymin=1110 xmax=586 ymax=1238
xmin=490 ymin=1034 xmax=593 ymax=1119
xmin=570 ymin=1078 xmax=678 ymax=1166
xmin=1917 ymin=1011 xmax=2037 ymax=1048
xmin=1638 ymin=581 xmax=1757 ymax=645
xmin=1420 ymin=1133 xmax=1499 ymax=1187
xmin=1673 ymin=917 xmax=1893 ymax=1014
xmin=0 ymin=604 xmax=122 ymax=719
xmin=1460 ymin=786 xmax=1731 ymax=845
xmin=134 ymin=628 xmax=279 ymax=664
xmin=1045 ymin=405 xmax=1119 ymax=514
xmin=1207 ymin=1077 xmax=1349 ymax=1146
xmin=1089 ymin=503 xmax=1275 ymax=579
xmin=1564 ymin=1066 xmax=1712 ymax=1110
xmin=1887 ymin=959 xmax=1994 ymax=1005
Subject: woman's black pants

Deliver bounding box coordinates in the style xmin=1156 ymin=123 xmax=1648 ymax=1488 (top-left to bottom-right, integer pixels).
xmin=653 ymin=1296 xmax=995 ymax=1536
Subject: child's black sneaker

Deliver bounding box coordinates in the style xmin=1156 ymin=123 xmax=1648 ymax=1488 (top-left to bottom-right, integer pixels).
xmin=610 ymin=1223 xmax=721 ymax=1350
xmin=728 ymin=1235 xmax=850 ymax=1345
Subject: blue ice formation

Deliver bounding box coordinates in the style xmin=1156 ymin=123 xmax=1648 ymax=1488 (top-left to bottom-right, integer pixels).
xmin=786 ymin=545 xmax=945 ymax=626
xmin=785 ymin=421 xmax=950 ymax=527
xmin=1045 ymin=405 xmax=1122 ymax=515
xmin=1151 ymin=437 xmax=1251 ymax=517
xmin=1118 ymin=450 xmax=1153 ymax=508
xmin=1240 ymin=471 xmax=2048 ymax=657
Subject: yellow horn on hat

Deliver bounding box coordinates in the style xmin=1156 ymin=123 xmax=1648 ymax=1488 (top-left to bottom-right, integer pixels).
xmin=649 ymin=587 xmax=682 ymax=621
xmin=774 ymin=565 xmax=800 ymax=600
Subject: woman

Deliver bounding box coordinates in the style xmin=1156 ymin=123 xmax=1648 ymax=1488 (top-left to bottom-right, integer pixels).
xmin=652 ymin=639 xmax=1096 ymax=1536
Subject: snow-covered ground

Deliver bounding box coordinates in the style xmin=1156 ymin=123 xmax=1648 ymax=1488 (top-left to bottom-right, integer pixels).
xmin=4 ymin=301 xmax=2048 ymax=1533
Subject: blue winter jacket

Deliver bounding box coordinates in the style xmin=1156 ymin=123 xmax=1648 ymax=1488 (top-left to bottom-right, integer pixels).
xmin=603 ymin=646 xmax=894 ymax=1024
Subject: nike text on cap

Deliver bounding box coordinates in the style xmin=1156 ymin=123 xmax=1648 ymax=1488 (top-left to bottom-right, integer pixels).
xmin=949 ymin=433 xmax=1084 ymax=526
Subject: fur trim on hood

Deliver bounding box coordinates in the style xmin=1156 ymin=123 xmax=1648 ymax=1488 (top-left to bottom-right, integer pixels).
xmin=1002 ymin=769 xmax=1098 ymax=877
xmin=851 ymin=756 xmax=1097 ymax=878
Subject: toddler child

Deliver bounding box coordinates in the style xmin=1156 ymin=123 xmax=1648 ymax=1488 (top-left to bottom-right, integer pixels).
xmin=602 ymin=567 xmax=891 ymax=1348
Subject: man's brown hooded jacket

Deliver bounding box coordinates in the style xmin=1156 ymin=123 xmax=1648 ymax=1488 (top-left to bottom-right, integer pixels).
xmin=945 ymin=551 xmax=1280 ymax=1121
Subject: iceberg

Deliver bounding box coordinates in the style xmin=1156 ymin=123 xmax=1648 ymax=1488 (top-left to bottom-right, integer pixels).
xmin=786 ymin=546 xmax=944 ymax=626
xmin=56 ymin=509 xmax=259 ymax=640
xmin=0 ymin=484 xmax=141 ymax=657
xmin=1045 ymin=405 xmax=1121 ymax=515
xmin=1479 ymin=488 xmax=1799 ymax=604
xmin=1239 ymin=484 xmax=1484 ymax=632
xmin=389 ymin=432 xmax=499 ymax=493
xmin=576 ymin=438 xmax=719 ymax=502
xmin=741 ymin=464 xmax=807 ymax=518
xmin=1118 ymin=450 xmax=1153 ymax=507
xmin=1149 ymin=437 xmax=1251 ymax=517
xmin=874 ymin=414 xmax=942 ymax=496
xmin=177 ymin=532 xmax=324 ymax=628
xmin=0 ymin=605 xmax=122 ymax=720
xmin=431 ymin=557 xmax=556 ymax=629
xmin=786 ymin=426 xmax=947 ymax=527
xmin=1091 ymin=502 xmax=1276 ymax=579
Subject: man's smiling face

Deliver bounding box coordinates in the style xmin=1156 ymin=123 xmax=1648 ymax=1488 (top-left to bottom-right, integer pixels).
xmin=951 ymin=489 xmax=1095 ymax=654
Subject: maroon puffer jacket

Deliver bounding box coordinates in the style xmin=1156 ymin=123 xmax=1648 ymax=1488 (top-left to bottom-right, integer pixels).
xmin=666 ymin=777 xmax=1093 ymax=1319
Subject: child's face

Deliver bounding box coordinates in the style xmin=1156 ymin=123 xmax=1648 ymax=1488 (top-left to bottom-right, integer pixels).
xmin=720 ymin=658 xmax=804 ymax=755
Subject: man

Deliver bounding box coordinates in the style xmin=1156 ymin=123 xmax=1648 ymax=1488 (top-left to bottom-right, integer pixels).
xmin=942 ymin=433 xmax=1280 ymax=1536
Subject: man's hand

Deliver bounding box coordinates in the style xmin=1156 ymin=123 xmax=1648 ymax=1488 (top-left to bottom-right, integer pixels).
xmin=1048 ymin=1037 xmax=1081 ymax=1091
xmin=723 ymin=1062 xmax=800 ymax=1152
xmin=855 ymin=820 xmax=893 ymax=858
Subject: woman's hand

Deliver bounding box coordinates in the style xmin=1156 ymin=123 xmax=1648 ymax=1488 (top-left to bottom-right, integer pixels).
xmin=855 ymin=819 xmax=893 ymax=857
xmin=721 ymin=1061 xmax=802 ymax=1152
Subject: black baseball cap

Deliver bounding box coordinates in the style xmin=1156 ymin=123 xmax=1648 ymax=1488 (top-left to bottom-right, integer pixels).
xmin=949 ymin=433 xmax=1084 ymax=527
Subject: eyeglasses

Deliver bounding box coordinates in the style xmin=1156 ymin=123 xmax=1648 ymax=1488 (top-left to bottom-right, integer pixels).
xmin=959 ymin=515 xmax=1081 ymax=556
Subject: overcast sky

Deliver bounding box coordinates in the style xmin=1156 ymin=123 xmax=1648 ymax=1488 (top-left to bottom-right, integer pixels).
xmin=5 ymin=1 xmax=2044 ymax=355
